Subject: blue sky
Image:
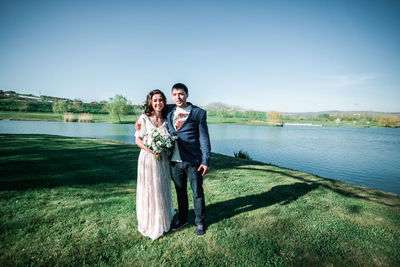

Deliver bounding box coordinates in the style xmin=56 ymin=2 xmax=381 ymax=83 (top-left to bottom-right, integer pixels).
xmin=1 ymin=0 xmax=399 ymax=112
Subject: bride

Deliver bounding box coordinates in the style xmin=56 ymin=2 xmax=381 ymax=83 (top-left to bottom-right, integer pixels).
xmin=134 ymin=89 xmax=175 ymax=240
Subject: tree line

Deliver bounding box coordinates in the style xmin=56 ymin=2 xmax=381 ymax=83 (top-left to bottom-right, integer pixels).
xmin=205 ymin=102 xmax=400 ymax=128
xmin=0 ymin=90 xmax=144 ymax=123
xmin=2 ymin=92 xmax=399 ymax=127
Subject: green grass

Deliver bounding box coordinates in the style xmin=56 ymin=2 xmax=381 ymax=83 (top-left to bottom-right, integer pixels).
xmin=1 ymin=134 xmax=399 ymax=266
xmin=0 ymin=111 xmax=138 ymax=124
xmin=207 ymin=114 xmax=380 ymax=127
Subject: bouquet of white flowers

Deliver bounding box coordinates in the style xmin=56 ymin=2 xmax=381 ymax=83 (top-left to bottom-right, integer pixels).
xmin=145 ymin=129 xmax=178 ymax=160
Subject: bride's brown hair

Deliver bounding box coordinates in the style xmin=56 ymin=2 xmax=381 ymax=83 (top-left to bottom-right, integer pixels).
xmin=144 ymin=89 xmax=168 ymax=118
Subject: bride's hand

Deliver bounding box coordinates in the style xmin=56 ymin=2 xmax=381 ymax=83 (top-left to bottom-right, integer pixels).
xmin=154 ymin=152 xmax=162 ymax=161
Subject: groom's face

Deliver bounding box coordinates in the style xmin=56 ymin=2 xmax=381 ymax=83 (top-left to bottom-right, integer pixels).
xmin=172 ymin=88 xmax=188 ymax=108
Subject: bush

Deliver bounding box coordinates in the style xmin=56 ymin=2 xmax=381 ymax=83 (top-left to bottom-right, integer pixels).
xmin=0 ymin=100 xmax=53 ymax=112
xmin=78 ymin=113 xmax=93 ymax=123
xmin=80 ymin=103 xmax=108 ymax=114
xmin=377 ymin=116 xmax=400 ymax=128
xmin=234 ymin=150 xmax=252 ymax=160
xmin=18 ymin=102 xmax=29 ymax=112
xmin=63 ymin=112 xmax=76 ymax=122
xmin=266 ymin=111 xmax=283 ymax=124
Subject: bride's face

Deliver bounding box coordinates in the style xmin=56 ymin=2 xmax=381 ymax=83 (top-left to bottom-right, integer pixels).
xmin=152 ymin=94 xmax=164 ymax=112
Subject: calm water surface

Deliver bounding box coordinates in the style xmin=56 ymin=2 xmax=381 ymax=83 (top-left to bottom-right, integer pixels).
xmin=1 ymin=120 xmax=399 ymax=195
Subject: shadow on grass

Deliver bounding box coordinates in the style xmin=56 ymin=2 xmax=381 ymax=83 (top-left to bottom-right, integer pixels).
xmin=209 ymin=153 xmax=400 ymax=207
xmin=0 ymin=134 xmax=139 ymax=191
xmin=206 ymin=182 xmax=318 ymax=226
xmin=238 ymin=166 xmax=400 ymax=207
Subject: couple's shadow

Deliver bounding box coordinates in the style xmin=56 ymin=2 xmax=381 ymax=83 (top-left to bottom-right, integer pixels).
xmin=203 ymin=182 xmax=317 ymax=226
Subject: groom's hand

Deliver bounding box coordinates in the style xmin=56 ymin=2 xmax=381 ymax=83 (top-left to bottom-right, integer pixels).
xmin=198 ymin=164 xmax=209 ymax=176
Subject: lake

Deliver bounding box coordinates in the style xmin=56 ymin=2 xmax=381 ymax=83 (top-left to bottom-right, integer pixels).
xmin=1 ymin=120 xmax=399 ymax=195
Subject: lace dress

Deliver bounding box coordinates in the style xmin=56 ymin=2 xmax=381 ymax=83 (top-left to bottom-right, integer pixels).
xmin=135 ymin=114 xmax=175 ymax=240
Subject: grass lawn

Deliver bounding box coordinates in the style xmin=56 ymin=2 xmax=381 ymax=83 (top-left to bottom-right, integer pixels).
xmin=1 ymin=134 xmax=399 ymax=266
xmin=206 ymin=114 xmax=380 ymax=127
xmin=0 ymin=111 xmax=137 ymax=124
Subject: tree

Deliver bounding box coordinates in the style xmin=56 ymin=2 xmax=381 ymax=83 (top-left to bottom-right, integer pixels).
xmin=246 ymin=110 xmax=257 ymax=121
xmin=106 ymin=94 xmax=130 ymax=123
xmin=317 ymin=113 xmax=330 ymax=121
xmin=217 ymin=109 xmax=228 ymax=120
xmin=266 ymin=110 xmax=283 ymax=125
xmin=52 ymin=101 xmax=68 ymax=117
xmin=72 ymin=99 xmax=83 ymax=112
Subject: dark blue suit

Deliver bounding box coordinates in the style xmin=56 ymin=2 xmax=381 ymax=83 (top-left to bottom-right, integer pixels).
xmin=166 ymin=104 xmax=211 ymax=166
xmin=167 ymin=104 xmax=211 ymax=226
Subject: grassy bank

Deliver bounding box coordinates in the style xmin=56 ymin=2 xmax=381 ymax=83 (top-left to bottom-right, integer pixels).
xmin=0 ymin=111 xmax=137 ymax=124
xmin=206 ymin=114 xmax=381 ymax=127
xmin=0 ymin=111 xmax=385 ymax=127
xmin=1 ymin=134 xmax=399 ymax=266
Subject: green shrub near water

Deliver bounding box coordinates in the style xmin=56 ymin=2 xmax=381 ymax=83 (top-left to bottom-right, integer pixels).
xmin=234 ymin=150 xmax=252 ymax=160
xmin=1 ymin=134 xmax=399 ymax=266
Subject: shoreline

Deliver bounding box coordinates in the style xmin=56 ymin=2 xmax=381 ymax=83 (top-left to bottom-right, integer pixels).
xmin=0 ymin=111 xmax=393 ymax=128
xmin=0 ymin=118 xmax=381 ymax=130
xmin=0 ymin=132 xmax=398 ymax=196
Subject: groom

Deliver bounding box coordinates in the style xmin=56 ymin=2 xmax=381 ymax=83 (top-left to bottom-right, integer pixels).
xmin=167 ymin=83 xmax=211 ymax=236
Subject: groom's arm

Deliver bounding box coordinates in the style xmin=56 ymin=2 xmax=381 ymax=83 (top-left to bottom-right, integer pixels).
xmin=167 ymin=104 xmax=175 ymax=112
xmin=198 ymin=110 xmax=211 ymax=175
xmin=135 ymin=117 xmax=141 ymax=131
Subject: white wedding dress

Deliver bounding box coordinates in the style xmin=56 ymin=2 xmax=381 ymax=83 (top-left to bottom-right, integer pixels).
xmin=135 ymin=114 xmax=175 ymax=240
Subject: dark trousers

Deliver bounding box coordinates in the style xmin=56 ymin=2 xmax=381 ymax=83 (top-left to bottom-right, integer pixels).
xmin=171 ymin=162 xmax=205 ymax=226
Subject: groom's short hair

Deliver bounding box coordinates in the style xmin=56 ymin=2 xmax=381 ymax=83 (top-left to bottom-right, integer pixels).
xmin=172 ymin=83 xmax=188 ymax=94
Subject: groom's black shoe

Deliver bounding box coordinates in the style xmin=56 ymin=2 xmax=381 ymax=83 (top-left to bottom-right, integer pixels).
xmin=171 ymin=220 xmax=188 ymax=231
xmin=196 ymin=225 xmax=206 ymax=237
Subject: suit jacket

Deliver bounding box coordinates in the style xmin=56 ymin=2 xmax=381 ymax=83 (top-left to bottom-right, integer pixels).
xmin=167 ymin=104 xmax=211 ymax=166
